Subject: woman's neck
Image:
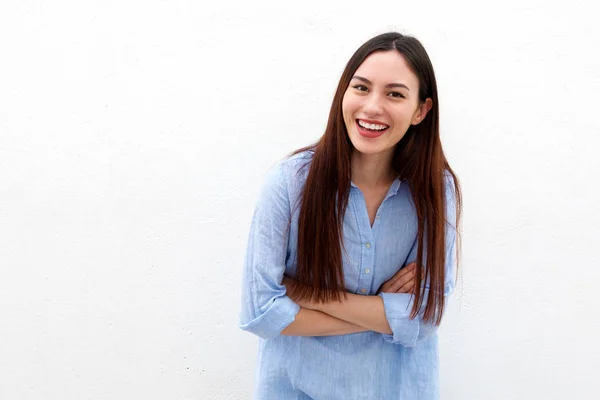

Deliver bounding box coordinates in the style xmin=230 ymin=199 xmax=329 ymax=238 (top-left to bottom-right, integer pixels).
xmin=350 ymin=149 xmax=397 ymax=190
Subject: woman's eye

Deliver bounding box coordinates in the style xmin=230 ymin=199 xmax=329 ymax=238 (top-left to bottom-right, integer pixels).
xmin=389 ymin=92 xmax=405 ymax=98
xmin=353 ymin=85 xmax=368 ymax=92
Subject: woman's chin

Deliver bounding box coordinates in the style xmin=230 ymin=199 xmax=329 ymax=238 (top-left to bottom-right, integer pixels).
xmin=352 ymin=146 xmax=382 ymax=155
xmin=348 ymin=134 xmax=387 ymax=155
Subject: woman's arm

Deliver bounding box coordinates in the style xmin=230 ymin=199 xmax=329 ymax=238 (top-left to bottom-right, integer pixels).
xmin=314 ymin=294 xmax=393 ymax=335
xmin=283 ymin=264 xmax=418 ymax=336
xmin=239 ymin=163 xmax=302 ymax=339
xmin=284 ymin=231 xmax=456 ymax=346
xmin=240 ymin=161 xmax=376 ymax=339
xmin=287 ymin=288 xmax=393 ymax=335
xmin=281 ymin=308 xmax=369 ymax=336
xmin=285 ymin=172 xmax=458 ymax=346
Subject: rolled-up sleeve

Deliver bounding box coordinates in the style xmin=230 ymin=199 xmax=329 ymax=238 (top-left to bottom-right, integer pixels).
xmin=238 ymin=162 xmax=300 ymax=339
xmin=379 ymin=172 xmax=458 ymax=347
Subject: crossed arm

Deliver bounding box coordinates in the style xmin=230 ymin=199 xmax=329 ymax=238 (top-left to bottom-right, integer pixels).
xmin=280 ymin=262 xmax=418 ymax=337
xmin=239 ymin=165 xmax=458 ymax=345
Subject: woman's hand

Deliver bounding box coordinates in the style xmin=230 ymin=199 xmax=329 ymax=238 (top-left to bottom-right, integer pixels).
xmin=377 ymin=262 xmax=418 ymax=294
xmin=285 ymin=261 xmax=418 ymax=304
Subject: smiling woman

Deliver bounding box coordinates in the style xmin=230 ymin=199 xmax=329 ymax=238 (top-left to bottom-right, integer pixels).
xmin=344 ymin=52 xmax=432 ymax=151
xmin=239 ymin=32 xmax=462 ymax=400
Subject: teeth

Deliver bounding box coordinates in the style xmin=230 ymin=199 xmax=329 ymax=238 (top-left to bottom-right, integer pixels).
xmin=358 ymin=120 xmax=388 ymax=131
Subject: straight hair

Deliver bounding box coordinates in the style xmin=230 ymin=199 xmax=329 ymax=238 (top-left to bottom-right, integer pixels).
xmin=288 ymin=32 xmax=462 ymax=325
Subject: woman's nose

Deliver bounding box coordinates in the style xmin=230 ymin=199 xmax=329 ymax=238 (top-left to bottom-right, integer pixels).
xmin=362 ymin=93 xmax=384 ymax=115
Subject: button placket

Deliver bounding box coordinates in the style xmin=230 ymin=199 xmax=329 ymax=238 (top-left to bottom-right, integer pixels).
xmin=360 ymin=235 xmax=374 ymax=295
xmin=351 ymin=189 xmax=376 ymax=295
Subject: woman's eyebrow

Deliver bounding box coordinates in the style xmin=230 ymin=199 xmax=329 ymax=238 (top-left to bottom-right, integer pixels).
xmin=352 ymin=75 xmax=410 ymax=91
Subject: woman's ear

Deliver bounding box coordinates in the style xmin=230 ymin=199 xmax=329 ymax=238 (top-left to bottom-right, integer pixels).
xmin=411 ymin=98 xmax=433 ymax=125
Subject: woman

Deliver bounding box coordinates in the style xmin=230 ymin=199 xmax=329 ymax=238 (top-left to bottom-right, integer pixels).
xmin=239 ymin=31 xmax=462 ymax=400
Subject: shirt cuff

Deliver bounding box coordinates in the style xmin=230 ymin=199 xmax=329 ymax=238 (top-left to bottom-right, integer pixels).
xmin=379 ymin=292 xmax=420 ymax=347
xmin=239 ymin=295 xmax=300 ymax=339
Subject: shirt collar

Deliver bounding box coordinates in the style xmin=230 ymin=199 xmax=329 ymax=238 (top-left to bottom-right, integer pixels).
xmin=350 ymin=177 xmax=402 ymax=196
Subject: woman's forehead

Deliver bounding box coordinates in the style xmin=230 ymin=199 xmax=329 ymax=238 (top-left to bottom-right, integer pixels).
xmin=354 ymin=51 xmax=419 ymax=88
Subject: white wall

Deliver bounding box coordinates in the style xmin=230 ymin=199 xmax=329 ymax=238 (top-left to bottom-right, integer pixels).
xmin=1 ymin=0 xmax=599 ymax=399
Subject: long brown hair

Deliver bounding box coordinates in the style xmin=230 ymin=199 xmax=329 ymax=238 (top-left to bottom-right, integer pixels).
xmin=288 ymin=32 xmax=462 ymax=325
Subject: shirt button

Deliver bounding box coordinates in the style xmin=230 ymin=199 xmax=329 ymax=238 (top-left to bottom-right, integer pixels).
xmin=365 ymin=268 xmax=371 ymax=274
xmin=365 ymin=243 xmax=371 ymax=249
xmin=376 ymin=215 xmax=380 ymax=219
xmin=360 ymin=288 xmax=367 ymax=294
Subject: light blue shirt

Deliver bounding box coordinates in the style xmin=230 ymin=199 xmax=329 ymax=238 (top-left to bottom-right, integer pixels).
xmin=240 ymin=150 xmax=457 ymax=400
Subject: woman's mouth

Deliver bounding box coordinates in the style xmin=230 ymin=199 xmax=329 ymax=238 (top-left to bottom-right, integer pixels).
xmin=355 ymin=119 xmax=389 ymax=138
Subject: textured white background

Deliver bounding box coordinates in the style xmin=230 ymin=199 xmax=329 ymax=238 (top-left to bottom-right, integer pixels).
xmin=1 ymin=0 xmax=599 ymax=399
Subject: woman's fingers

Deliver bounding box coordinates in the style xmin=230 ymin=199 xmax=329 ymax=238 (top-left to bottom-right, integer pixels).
xmin=378 ymin=281 xmax=391 ymax=293
xmin=388 ymin=265 xmax=416 ymax=292
xmin=398 ymin=277 xmax=416 ymax=294
xmin=378 ymin=263 xmax=419 ymax=294
xmin=388 ymin=263 xmax=414 ymax=283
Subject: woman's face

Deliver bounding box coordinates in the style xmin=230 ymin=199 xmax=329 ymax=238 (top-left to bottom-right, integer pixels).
xmin=342 ymin=50 xmax=432 ymax=157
